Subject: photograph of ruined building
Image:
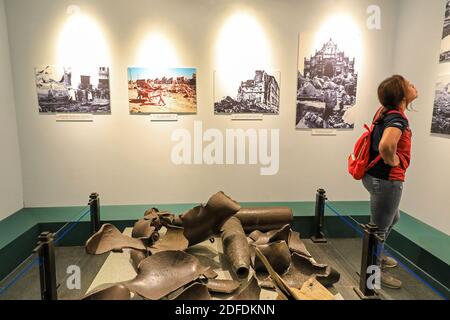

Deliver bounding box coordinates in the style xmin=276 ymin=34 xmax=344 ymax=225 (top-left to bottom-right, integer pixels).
xmin=440 ymin=0 xmax=450 ymax=63
xmin=214 ymin=70 xmax=280 ymax=114
xmin=128 ymin=67 xmax=197 ymax=114
xmin=431 ymin=75 xmax=450 ymax=135
xmin=35 ymin=65 xmax=111 ymax=113
xmin=296 ymin=37 xmax=358 ymax=129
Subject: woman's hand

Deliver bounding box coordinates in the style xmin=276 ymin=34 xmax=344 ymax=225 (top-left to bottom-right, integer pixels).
xmin=384 ymin=154 xmax=401 ymax=167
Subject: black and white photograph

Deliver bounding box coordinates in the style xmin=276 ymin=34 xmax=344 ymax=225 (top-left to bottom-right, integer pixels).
xmin=431 ymin=74 xmax=450 ymax=135
xmin=296 ymin=33 xmax=358 ymax=129
xmin=35 ymin=65 xmax=111 ymax=113
xmin=214 ymin=69 xmax=280 ymax=114
xmin=440 ymin=0 xmax=450 ymax=63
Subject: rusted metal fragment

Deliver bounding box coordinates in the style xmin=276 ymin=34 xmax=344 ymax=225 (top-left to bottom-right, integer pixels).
xmin=257 ymin=278 xmax=275 ymax=289
xmin=254 ymin=247 xmax=300 ymax=300
xmin=248 ymin=224 xmax=290 ymax=245
xmin=252 ymin=241 xmax=291 ymax=274
xmin=85 ymin=223 xmax=146 ymax=255
xmin=235 ymin=207 xmax=293 ymax=233
xmin=132 ymin=219 xmax=155 ymax=239
xmin=181 ymin=192 xmax=241 ymax=246
xmin=203 ymin=268 xmax=219 ymax=279
xmin=123 ymin=251 xmax=209 ymax=300
xmin=248 ymin=226 xmax=311 ymax=259
xmin=230 ymin=276 xmax=261 ymax=300
xmin=248 ymin=230 xmax=264 ymax=242
xmin=204 ymin=279 xmax=240 ymax=294
xmin=144 ymin=207 xmax=160 ymax=217
xmin=185 ymin=246 xmax=223 ymax=277
xmin=171 ymin=215 xmax=183 ymax=227
xmin=82 ymin=283 xmax=131 ymax=300
xmin=149 ymin=225 xmax=189 ymax=254
xmin=279 ymin=256 xmax=315 ymax=288
xmin=131 ymin=219 xmax=160 ymax=246
xmin=317 ymin=267 xmax=340 ymax=287
xmin=288 ymin=230 xmax=312 ymax=258
xmin=255 ymin=251 xmax=340 ymax=291
xmin=130 ymin=249 xmax=149 ymax=270
xmin=143 ymin=209 xmax=162 ymax=229
xmin=156 ymin=211 xmax=181 ymax=227
xmin=169 ymin=282 xmax=211 ymax=300
xmin=284 ymin=253 xmax=340 ymax=288
xmin=221 ymin=217 xmax=251 ymax=279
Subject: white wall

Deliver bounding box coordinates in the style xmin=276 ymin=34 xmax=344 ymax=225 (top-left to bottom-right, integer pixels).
xmin=4 ymin=0 xmax=401 ymax=209
xmin=0 ymin=0 xmax=23 ymax=221
xmin=2 ymin=0 xmax=448 ymax=234
xmin=393 ymin=0 xmax=450 ymax=235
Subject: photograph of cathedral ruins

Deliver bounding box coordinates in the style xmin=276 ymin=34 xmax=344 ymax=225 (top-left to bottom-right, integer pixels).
xmin=35 ymin=65 xmax=111 ymax=114
xmin=296 ymin=36 xmax=358 ymax=129
xmin=128 ymin=67 xmax=197 ymax=114
xmin=214 ymin=70 xmax=280 ymax=114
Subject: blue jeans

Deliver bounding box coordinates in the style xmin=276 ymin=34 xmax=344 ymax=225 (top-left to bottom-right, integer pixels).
xmin=362 ymin=174 xmax=403 ymax=265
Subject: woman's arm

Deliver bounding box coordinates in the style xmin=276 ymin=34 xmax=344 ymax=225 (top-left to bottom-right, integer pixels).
xmin=379 ymin=127 xmax=402 ymax=167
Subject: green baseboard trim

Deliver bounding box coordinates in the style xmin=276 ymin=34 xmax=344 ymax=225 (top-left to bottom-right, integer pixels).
xmin=0 ymin=201 xmax=372 ymax=251
xmin=0 ymin=224 xmax=40 ymax=283
xmin=394 ymin=212 xmax=450 ymax=265
xmin=0 ymin=208 xmax=38 ymax=251
xmin=387 ymin=230 xmax=450 ymax=293
xmin=385 ymin=236 xmax=450 ymax=299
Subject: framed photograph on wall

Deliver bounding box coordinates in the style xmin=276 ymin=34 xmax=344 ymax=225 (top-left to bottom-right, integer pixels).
xmin=296 ymin=33 xmax=359 ymax=129
xmin=214 ymin=69 xmax=280 ymax=114
xmin=431 ymin=74 xmax=450 ymax=135
xmin=128 ymin=67 xmax=197 ymax=114
xmin=35 ymin=65 xmax=111 ymax=114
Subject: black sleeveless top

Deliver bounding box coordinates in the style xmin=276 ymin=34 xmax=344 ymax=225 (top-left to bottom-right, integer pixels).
xmin=367 ymin=113 xmax=409 ymax=180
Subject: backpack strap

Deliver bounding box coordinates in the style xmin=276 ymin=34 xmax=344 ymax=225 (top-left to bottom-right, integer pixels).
xmin=367 ymin=154 xmax=382 ymax=171
xmin=366 ymin=108 xmax=406 ymax=172
xmin=372 ymin=107 xmax=384 ymax=124
xmin=366 ymin=108 xmax=386 ymax=171
xmin=377 ymin=108 xmax=408 ymax=120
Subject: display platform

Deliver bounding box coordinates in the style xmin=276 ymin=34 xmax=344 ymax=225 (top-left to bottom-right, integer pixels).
xmin=0 ymin=237 xmax=444 ymax=300
xmin=1 ymin=190 xmax=447 ymax=301
xmin=87 ymin=228 xmax=294 ymax=300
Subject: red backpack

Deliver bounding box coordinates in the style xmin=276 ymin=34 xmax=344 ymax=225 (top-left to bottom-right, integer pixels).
xmin=348 ymin=108 xmax=402 ymax=180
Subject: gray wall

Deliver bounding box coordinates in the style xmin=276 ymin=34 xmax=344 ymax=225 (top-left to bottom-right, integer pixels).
xmin=393 ymin=0 xmax=450 ymax=234
xmin=0 ymin=0 xmax=23 ymax=220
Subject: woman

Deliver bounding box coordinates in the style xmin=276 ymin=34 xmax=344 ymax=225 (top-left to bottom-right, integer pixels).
xmin=363 ymin=75 xmax=418 ymax=289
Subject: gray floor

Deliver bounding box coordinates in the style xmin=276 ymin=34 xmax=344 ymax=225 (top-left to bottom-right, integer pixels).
xmin=0 ymin=239 xmax=443 ymax=300
xmin=0 ymin=247 xmax=108 ymax=300
xmin=304 ymin=238 xmax=444 ymax=300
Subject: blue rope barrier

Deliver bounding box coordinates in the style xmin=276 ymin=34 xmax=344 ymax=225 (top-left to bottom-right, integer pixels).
xmin=0 ymin=256 xmax=41 ymax=297
xmin=54 ymin=208 xmax=91 ymax=245
xmin=0 ymin=207 xmax=91 ymax=298
xmin=324 ymin=202 xmax=364 ymax=238
xmin=383 ymin=248 xmax=448 ymax=300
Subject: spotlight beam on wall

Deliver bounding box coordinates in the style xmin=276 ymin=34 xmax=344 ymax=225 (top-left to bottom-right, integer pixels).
xmin=57 ymin=8 xmax=110 ymax=68
xmin=136 ymin=32 xmax=180 ymax=67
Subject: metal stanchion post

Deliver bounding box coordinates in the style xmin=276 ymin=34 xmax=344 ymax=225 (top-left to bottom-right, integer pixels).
xmin=89 ymin=192 xmax=101 ymax=235
xmin=311 ymin=188 xmax=327 ymax=243
xmin=34 ymin=232 xmax=58 ymax=300
xmin=353 ymin=223 xmax=381 ymax=299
